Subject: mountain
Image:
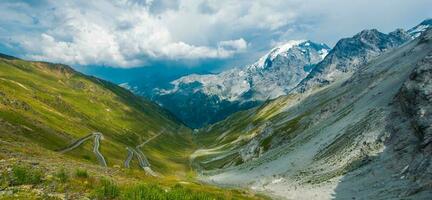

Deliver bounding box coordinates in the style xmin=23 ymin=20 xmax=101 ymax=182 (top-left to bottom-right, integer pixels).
xmin=408 ymin=18 xmax=432 ymax=38
xmin=0 ymin=54 xmax=266 ymax=199
xmin=0 ymin=55 xmax=194 ymax=173
xmin=192 ymin=28 xmax=432 ymax=199
xmin=152 ymin=40 xmax=330 ymax=128
xmin=294 ymin=28 xmax=411 ymax=93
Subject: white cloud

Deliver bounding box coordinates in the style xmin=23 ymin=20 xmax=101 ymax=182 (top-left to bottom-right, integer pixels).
xmin=0 ymin=0 xmax=252 ymax=67
xmin=218 ymin=39 xmax=247 ymax=51
xmin=0 ymin=0 xmax=431 ymax=68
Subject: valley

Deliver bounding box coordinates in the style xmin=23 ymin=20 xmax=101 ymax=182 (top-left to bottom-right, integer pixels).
xmin=0 ymin=54 xmax=265 ymax=199
xmin=0 ymin=15 xmax=431 ymax=200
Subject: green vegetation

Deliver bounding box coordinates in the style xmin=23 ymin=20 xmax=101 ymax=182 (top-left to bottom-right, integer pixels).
xmin=122 ymin=183 xmax=224 ymax=200
xmin=75 ymin=168 xmax=89 ymax=178
xmin=55 ymin=168 xmax=69 ymax=183
xmin=0 ymin=55 xmax=266 ymax=199
xmin=9 ymin=164 xmax=42 ymax=186
xmin=0 ymin=56 xmax=194 ymax=173
xmin=94 ymin=178 xmax=121 ymax=199
xmin=0 ymin=162 xmax=264 ymax=200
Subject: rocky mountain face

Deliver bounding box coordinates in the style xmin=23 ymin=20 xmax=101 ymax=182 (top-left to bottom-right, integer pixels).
xmin=152 ymin=40 xmax=330 ymax=128
xmin=192 ymin=28 xmax=432 ymax=200
xmin=294 ymin=28 xmax=411 ymax=93
xmin=408 ymin=18 xmax=432 ymax=38
xmin=129 ymin=24 xmax=417 ymax=128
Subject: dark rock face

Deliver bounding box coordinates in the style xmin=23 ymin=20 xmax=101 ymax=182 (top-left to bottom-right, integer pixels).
xmin=398 ymin=47 xmax=432 ymax=150
xmin=295 ymin=29 xmax=411 ymax=93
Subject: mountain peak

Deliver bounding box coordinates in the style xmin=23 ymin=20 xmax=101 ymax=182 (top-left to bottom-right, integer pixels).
xmin=419 ymin=18 xmax=432 ymax=26
xmin=356 ymin=28 xmax=381 ymax=36
xmin=408 ymin=18 xmax=432 ymax=38
xmin=252 ymin=40 xmax=306 ymax=69
xmin=251 ymin=40 xmax=330 ymax=70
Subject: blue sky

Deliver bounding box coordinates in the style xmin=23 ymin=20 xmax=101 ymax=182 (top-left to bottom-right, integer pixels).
xmin=0 ymin=0 xmax=431 ymax=73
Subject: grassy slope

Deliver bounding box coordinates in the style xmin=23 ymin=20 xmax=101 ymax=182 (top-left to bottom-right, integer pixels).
xmin=0 ymin=55 xmax=195 ymax=173
xmin=0 ymin=55 xmax=267 ymax=199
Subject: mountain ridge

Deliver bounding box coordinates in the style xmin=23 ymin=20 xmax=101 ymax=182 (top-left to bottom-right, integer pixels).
xmin=150 ymin=40 xmax=330 ymax=128
xmin=192 ymin=27 xmax=432 ymax=199
xmin=0 ymin=54 xmax=194 ymax=174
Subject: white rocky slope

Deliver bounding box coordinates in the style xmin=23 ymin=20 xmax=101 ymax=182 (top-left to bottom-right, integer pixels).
xmin=194 ymin=29 xmax=432 ymax=199
xmin=154 ymin=40 xmax=330 ymax=127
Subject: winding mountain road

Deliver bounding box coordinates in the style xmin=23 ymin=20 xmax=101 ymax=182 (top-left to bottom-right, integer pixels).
xmin=59 ymin=132 xmax=107 ymax=167
xmin=136 ymin=132 xmax=162 ymax=148
xmin=59 ymin=133 xmax=93 ymax=153
xmin=124 ymin=147 xmax=134 ymax=168
xmin=123 ymin=131 xmax=164 ymax=176
xmin=60 ymin=130 xmax=162 ymax=175
xmin=93 ymin=132 xmax=107 ymax=167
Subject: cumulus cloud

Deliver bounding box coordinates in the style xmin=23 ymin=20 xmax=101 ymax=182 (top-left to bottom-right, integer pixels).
xmin=0 ymin=0 xmax=250 ymax=67
xmin=0 ymin=0 xmax=431 ymax=68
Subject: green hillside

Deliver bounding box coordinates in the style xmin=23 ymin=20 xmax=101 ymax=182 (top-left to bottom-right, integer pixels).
xmin=0 ymin=54 xmax=193 ymax=173
xmin=0 ymin=54 xmax=267 ymax=199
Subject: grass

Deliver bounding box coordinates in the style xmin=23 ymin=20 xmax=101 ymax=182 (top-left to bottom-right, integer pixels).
xmin=0 ymin=160 xmax=265 ymax=200
xmin=55 ymin=168 xmax=69 ymax=183
xmin=75 ymin=168 xmax=89 ymax=178
xmin=0 ymin=55 xmax=267 ymax=199
xmin=9 ymin=164 xmax=42 ymax=186
xmin=0 ymin=56 xmax=194 ymax=174
xmin=122 ymin=183 xmax=224 ymax=200
xmin=94 ymin=178 xmax=121 ymax=199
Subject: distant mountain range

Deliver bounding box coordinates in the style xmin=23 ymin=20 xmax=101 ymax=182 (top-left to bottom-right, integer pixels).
xmin=123 ymin=19 xmax=431 ymax=128
xmin=192 ymin=23 xmax=432 ymax=200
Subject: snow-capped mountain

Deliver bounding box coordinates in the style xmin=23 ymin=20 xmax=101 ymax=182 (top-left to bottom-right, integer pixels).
xmin=153 ymin=40 xmax=330 ymax=128
xmin=192 ymin=27 xmax=432 ymax=200
xmin=294 ymin=28 xmax=411 ymax=93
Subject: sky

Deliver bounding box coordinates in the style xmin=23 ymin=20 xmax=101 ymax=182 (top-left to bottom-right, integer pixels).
xmin=0 ymin=0 xmax=431 ymax=73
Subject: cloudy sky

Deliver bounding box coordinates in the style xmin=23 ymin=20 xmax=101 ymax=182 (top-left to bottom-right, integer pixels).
xmin=0 ymin=0 xmax=431 ymax=70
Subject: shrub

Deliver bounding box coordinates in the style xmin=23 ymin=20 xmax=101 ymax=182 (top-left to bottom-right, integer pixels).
xmin=75 ymin=169 xmax=89 ymax=178
xmin=55 ymin=168 xmax=69 ymax=183
xmin=0 ymin=171 xmax=9 ymax=189
xmin=10 ymin=165 xmax=42 ymax=185
xmin=94 ymin=178 xmax=120 ymax=199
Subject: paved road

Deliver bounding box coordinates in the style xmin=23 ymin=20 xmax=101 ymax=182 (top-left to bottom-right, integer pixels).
xmin=122 ymin=130 xmax=163 ymax=176
xmin=59 ymin=133 xmax=94 ymax=153
xmin=93 ymin=132 xmax=107 ymax=167
xmin=124 ymin=147 xmax=134 ymax=168
xmin=59 ymin=132 xmax=107 ymax=167
xmin=136 ymin=131 xmax=163 ymax=148
xmin=130 ymin=148 xmax=149 ymax=167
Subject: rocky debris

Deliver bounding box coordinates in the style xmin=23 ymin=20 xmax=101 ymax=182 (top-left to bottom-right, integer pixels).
xmin=238 ymin=122 xmax=274 ymax=163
